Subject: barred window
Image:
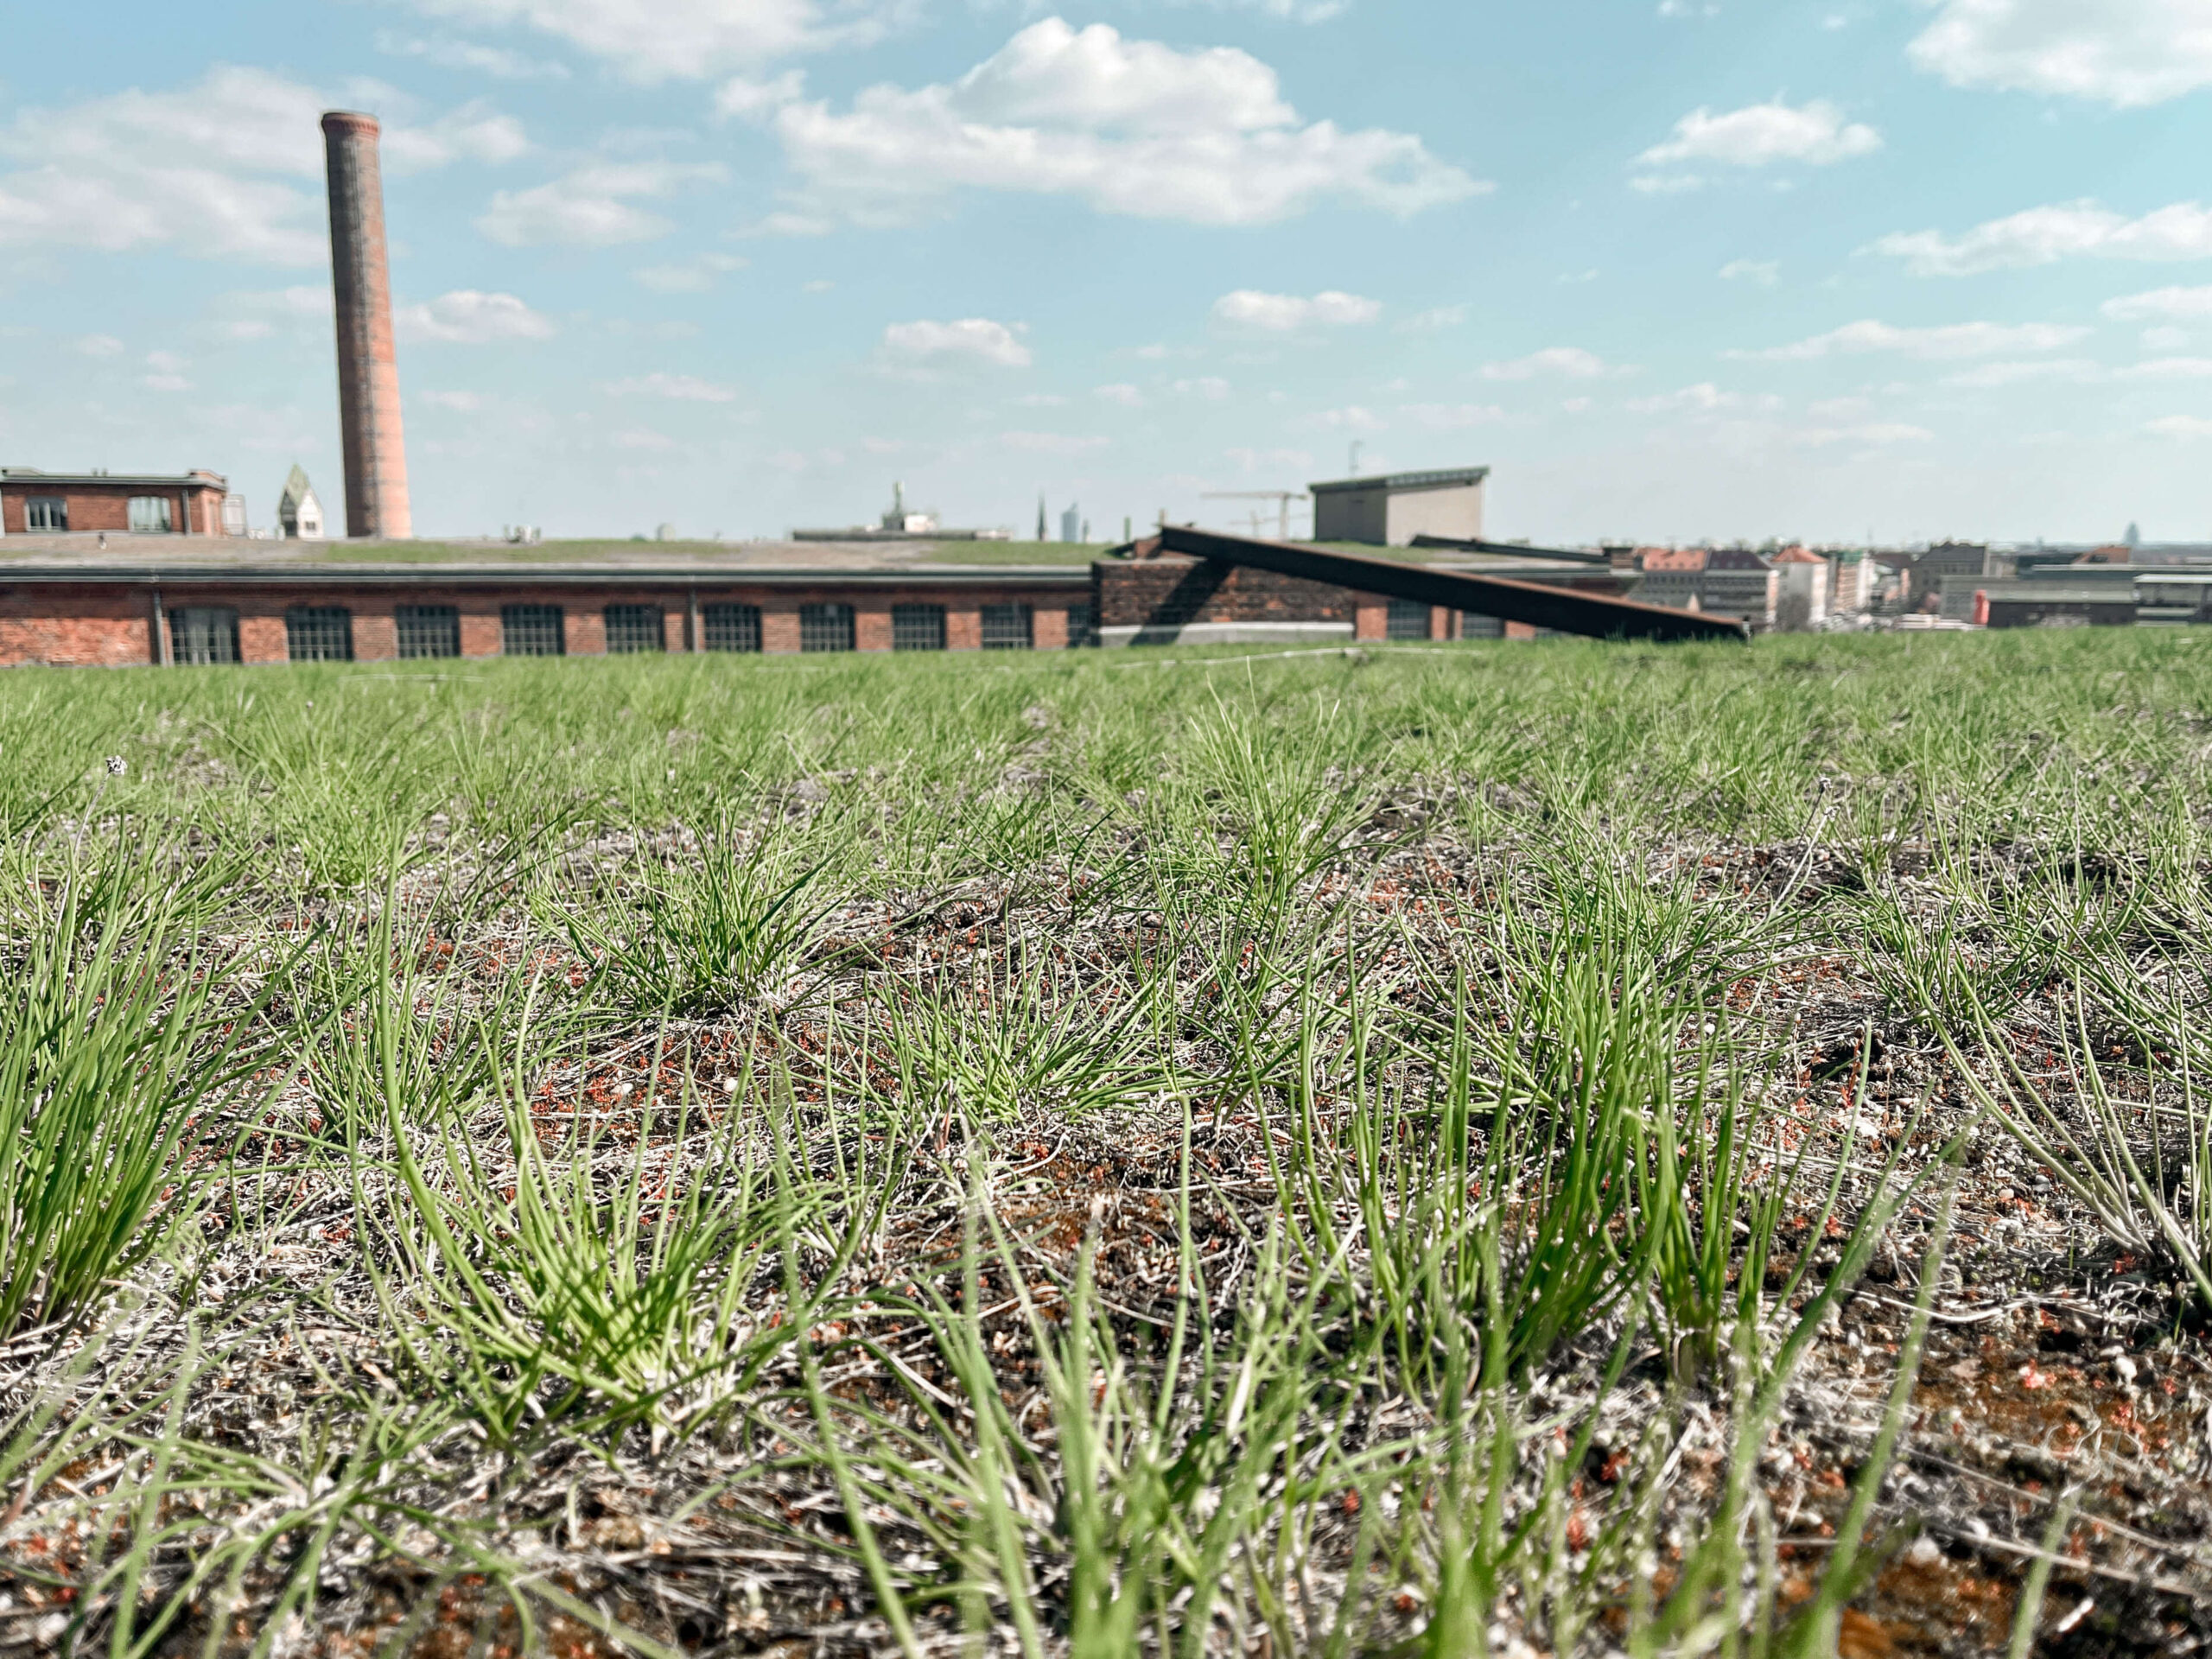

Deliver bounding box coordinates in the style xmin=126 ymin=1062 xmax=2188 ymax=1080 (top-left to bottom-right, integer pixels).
xmin=604 ymin=603 xmax=665 ymax=654
xmin=1065 ymin=603 xmax=1094 ymax=648
xmin=980 ymin=602 xmax=1033 ymax=650
xmin=128 ymin=496 xmax=174 ymax=534
xmin=286 ymin=607 xmax=353 ymax=662
xmin=169 ymin=607 xmax=238 ymax=665
xmin=1385 ymin=598 xmax=1432 ymax=641
xmin=502 ymin=604 xmax=565 ymax=657
xmin=799 ymin=602 xmax=854 ymax=653
xmin=25 ymin=497 xmax=67 ymax=532
xmin=892 ymin=602 xmax=945 ymax=652
xmin=396 ymin=604 xmax=461 ymax=659
xmin=1459 ymin=610 xmax=1504 ymax=640
xmin=702 ymin=602 xmax=760 ymax=653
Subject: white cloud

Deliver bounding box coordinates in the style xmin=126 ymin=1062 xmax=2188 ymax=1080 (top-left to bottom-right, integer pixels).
xmin=1871 ymin=200 xmax=2212 ymax=276
xmin=1094 ymin=382 xmax=1146 ymax=406
xmin=1637 ymin=99 xmax=1880 ymax=168
xmin=606 ymin=371 xmax=738 ymax=400
xmin=632 ymin=251 xmax=747 ymax=291
xmin=421 ymin=389 xmax=486 ymax=410
xmin=1719 ymin=258 xmax=1780 ymax=284
xmin=1625 ymin=382 xmax=1778 ymax=412
xmin=1211 ymin=289 xmax=1381 ymax=331
xmin=880 ymin=316 xmax=1032 ymax=369
xmin=2103 ymin=282 xmax=2212 ymax=320
xmin=1000 ymin=430 xmax=1109 ymax=454
xmin=382 ymin=106 xmax=531 ymax=170
xmin=393 ymin=0 xmax=879 ymax=81
xmin=612 ymin=428 xmax=678 ymax=450
xmin=1741 ymin=318 xmax=2090 ymax=360
xmin=1313 ymin=405 xmax=1385 ymax=430
xmin=1398 ymin=401 xmax=1507 ymax=428
xmin=762 ymin=19 xmax=1484 ymax=229
xmin=75 ymin=334 xmax=124 ymax=357
xmin=1400 ymin=303 xmax=1468 ymax=331
xmin=2141 ymin=325 xmax=2191 ymax=348
xmin=1792 ymin=422 xmax=1934 ymax=447
xmin=0 ymin=67 xmax=522 ymax=265
xmin=2145 ymin=414 xmax=2212 ymax=436
xmin=142 ymin=349 xmax=191 ymax=391
xmin=715 ymin=70 xmax=807 ymax=120
xmin=2118 ymin=355 xmax=2212 ymax=378
xmin=1014 ymin=392 xmax=1068 ymax=407
xmin=1224 ymin=445 xmax=1313 ymax=473
xmin=1941 ymin=357 xmax=2100 ymax=385
xmin=1173 ymin=375 xmax=1231 ymax=399
xmin=395 ymin=289 xmax=556 ymax=343
xmin=375 ymin=31 xmax=572 ymax=79
xmin=478 ymin=161 xmax=722 ymax=245
xmin=1630 ymin=173 xmax=1704 ymax=194
xmin=1909 ymin=0 xmax=2212 ymax=108
xmin=1481 ymin=346 xmax=1611 ymax=380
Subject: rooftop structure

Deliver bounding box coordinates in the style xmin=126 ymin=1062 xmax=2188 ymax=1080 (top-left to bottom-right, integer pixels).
xmin=277 ymin=466 xmax=326 ymax=540
xmin=1309 ymin=467 xmax=1488 ymax=547
xmin=0 ymin=468 xmax=231 ymax=538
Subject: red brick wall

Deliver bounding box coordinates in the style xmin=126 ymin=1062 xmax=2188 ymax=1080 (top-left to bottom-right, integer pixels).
xmin=0 ymin=578 xmax=1086 ymax=666
xmin=0 ymin=484 xmax=220 ymax=537
xmin=0 ymin=588 xmax=155 ymax=666
xmin=1095 ymin=557 xmax=1362 ymax=629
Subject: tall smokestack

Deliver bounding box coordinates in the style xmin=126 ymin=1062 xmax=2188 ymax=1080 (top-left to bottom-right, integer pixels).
xmin=321 ymin=111 xmax=411 ymax=539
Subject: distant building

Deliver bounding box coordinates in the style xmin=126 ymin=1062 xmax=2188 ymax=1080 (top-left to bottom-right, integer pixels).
xmin=1700 ymin=548 xmax=1777 ymax=628
xmin=791 ymin=481 xmax=994 ymax=542
xmin=1634 ymin=547 xmax=1706 ymax=611
xmin=1060 ymin=504 xmax=1081 ymax=543
xmin=1311 ymin=466 xmax=1488 ymax=546
xmin=1829 ymin=550 xmax=1877 ymax=613
xmin=277 ymin=466 xmax=326 ymax=540
xmin=1772 ymin=545 xmax=1829 ymax=631
xmin=882 ymin=481 xmax=937 ymax=535
xmin=1 ymin=467 xmax=231 ymax=537
xmin=1910 ymin=541 xmax=1989 ymax=607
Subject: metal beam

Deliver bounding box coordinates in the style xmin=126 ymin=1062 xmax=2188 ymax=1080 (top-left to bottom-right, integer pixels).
xmin=1408 ymin=532 xmax=1611 ymax=567
xmin=1153 ymin=525 xmax=1750 ymax=644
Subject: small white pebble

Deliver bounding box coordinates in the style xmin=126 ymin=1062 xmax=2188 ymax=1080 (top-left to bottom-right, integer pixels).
xmin=1906 ymin=1535 xmax=1942 ymax=1567
xmin=614 ymin=1081 xmax=634 ymax=1097
xmin=2114 ymin=1355 xmax=2138 ymax=1384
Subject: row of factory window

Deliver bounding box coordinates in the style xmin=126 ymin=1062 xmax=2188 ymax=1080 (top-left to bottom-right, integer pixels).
xmin=22 ymin=495 xmax=179 ymax=533
xmin=165 ymin=601 xmax=1077 ymax=664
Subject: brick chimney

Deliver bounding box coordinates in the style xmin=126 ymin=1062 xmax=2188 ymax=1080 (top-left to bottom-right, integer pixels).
xmin=321 ymin=111 xmax=411 ymax=539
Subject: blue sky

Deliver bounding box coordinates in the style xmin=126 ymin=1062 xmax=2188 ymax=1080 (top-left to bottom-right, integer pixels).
xmin=3 ymin=0 xmax=2209 ymax=544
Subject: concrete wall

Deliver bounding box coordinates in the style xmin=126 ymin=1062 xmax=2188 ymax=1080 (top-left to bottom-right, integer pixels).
xmin=1384 ymin=482 xmax=1484 ymax=546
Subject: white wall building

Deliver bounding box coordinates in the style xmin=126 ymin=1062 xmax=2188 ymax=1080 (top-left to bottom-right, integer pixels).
xmin=1311 ymin=467 xmax=1487 ymax=546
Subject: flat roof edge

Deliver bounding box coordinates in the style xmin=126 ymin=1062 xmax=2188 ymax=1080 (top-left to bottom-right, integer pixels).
xmin=0 ymin=564 xmax=1093 ymax=587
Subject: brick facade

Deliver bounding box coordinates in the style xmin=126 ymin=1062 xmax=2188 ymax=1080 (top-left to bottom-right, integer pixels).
xmin=0 ymin=568 xmax=1094 ymax=668
xmin=1 ymin=473 xmax=228 ymax=538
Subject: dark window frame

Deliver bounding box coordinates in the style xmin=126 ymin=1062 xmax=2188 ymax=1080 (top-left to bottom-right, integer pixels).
xmin=701 ymin=601 xmax=761 ymax=653
xmin=603 ymin=603 xmax=666 ymax=654
xmin=1065 ymin=603 xmax=1095 ymax=648
xmin=799 ymin=602 xmax=855 ymax=653
xmin=1385 ymin=598 xmax=1432 ymax=641
xmin=24 ymin=496 xmax=67 ymax=532
xmin=285 ymin=606 xmax=354 ymax=663
xmin=396 ymin=604 xmax=461 ymax=659
xmin=892 ymin=602 xmax=946 ymax=652
xmin=169 ymin=606 xmax=239 ymax=665
xmin=501 ymin=603 xmax=567 ymax=657
xmin=980 ymin=602 xmax=1033 ymax=651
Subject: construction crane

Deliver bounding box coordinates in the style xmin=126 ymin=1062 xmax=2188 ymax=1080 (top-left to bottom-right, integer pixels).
xmin=1201 ymin=490 xmax=1309 ymax=541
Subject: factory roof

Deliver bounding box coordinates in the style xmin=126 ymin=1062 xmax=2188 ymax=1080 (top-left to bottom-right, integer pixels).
xmin=1308 ymin=467 xmax=1491 ymax=496
xmin=1 ymin=467 xmax=228 ymax=489
xmin=0 ymin=563 xmax=1091 ymax=588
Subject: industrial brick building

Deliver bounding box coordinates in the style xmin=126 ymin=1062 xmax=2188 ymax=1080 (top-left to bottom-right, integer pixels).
xmin=0 ymin=469 xmax=234 ymax=538
xmin=0 ymin=563 xmax=1096 ymax=668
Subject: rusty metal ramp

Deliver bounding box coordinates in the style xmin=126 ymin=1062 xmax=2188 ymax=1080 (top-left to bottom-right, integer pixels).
xmin=1151 ymin=525 xmax=1750 ymax=644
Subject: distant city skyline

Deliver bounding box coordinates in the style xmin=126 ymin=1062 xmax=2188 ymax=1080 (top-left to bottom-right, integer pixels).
xmin=2 ymin=0 xmax=2209 ymax=545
